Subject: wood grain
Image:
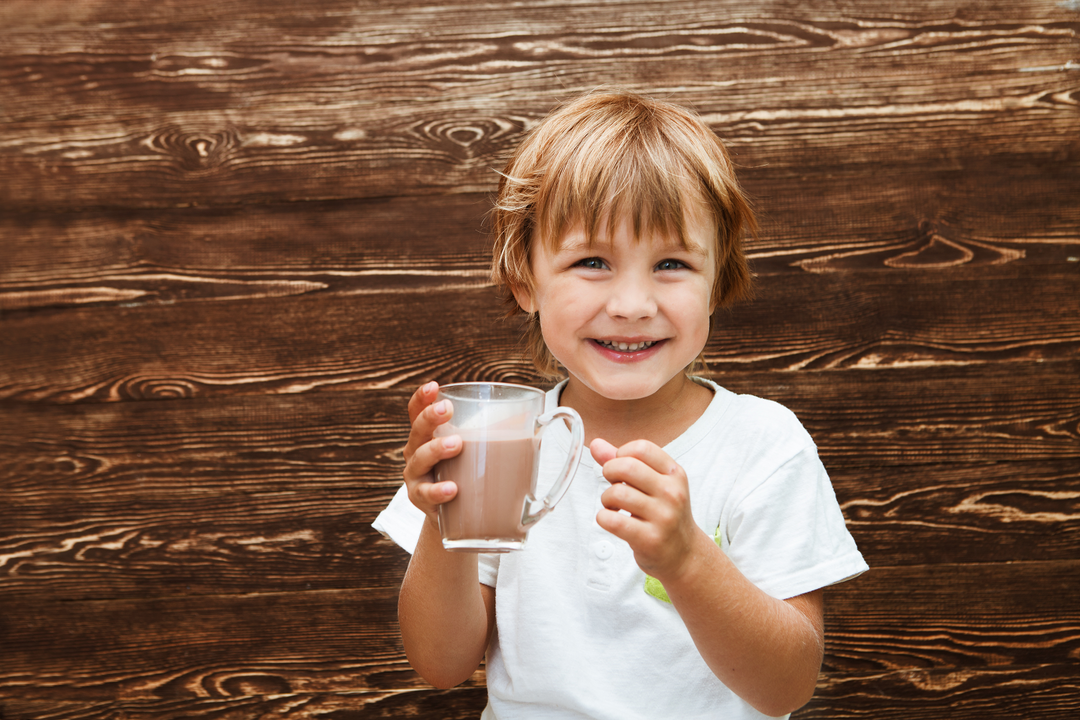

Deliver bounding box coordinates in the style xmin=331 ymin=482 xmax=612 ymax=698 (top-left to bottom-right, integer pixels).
xmin=804 ymin=664 xmax=1080 ymax=719
xmin=1 ymin=563 xmax=1077 ymax=716
xmin=0 ymin=691 xmax=493 ymax=720
xmin=2 ymin=0 xmax=1078 ymax=716
xmin=2 ymin=158 xmax=1078 ymax=312
xmin=0 ymin=586 xmax=428 ymax=700
xmin=2 ymin=270 xmax=1078 ymax=401
xmin=0 ymin=1 xmax=1076 ymax=208
xmin=835 ymin=459 xmax=1080 ymax=566
xmin=2 ymin=382 xmax=1077 ymax=603
xmin=0 ymin=391 xmax=414 ymax=601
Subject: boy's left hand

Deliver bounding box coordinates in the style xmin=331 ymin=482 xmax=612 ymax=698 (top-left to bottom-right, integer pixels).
xmin=591 ymin=438 xmax=705 ymax=583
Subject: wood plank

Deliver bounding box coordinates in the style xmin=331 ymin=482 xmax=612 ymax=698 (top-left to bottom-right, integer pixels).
xmin=3 ymin=455 xmax=1076 ymax=601
xmin=4 ymin=0 xmax=1074 ymax=35
xmin=4 ymin=0 xmax=1074 ymax=115
xmin=705 ymin=268 xmax=1080 ymax=371
xmin=0 ymin=391 xmax=415 ymax=601
xmin=5 ymin=2 xmax=1074 ymax=121
xmin=1 ymin=2 xmax=1075 ymax=206
xmin=1 ymin=353 xmax=1076 ymax=467
xmin=2 ymin=158 xmax=1077 ymax=311
xmin=823 ymin=561 xmax=1080 ymax=673
xmin=767 ymin=363 xmax=1079 ymax=468
xmin=0 ymin=690 xmax=489 ymax=720
xmin=5 ymin=663 xmax=1078 ymax=720
xmin=2 ymin=85 xmax=1073 ymax=210
xmin=2 ymin=386 xmax=1077 ymax=602
xmin=5 ymin=665 xmax=1079 ymax=720
xmin=745 ymin=160 xmax=1080 ymax=277
xmin=0 ymin=586 xmax=439 ymax=700
xmin=833 ymin=459 xmax=1080 ymax=567
xmin=2 ymin=265 xmax=1078 ymax=400
xmin=0 ymin=195 xmax=495 ymax=310
xmin=1 ymin=563 xmax=1076 ymax=710
xmin=0 ymin=287 xmax=525 ymax=402
xmin=802 ymin=663 xmax=1080 ymax=719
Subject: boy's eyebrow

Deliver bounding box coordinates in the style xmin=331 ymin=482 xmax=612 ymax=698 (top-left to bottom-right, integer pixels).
xmin=655 ymin=236 xmax=712 ymax=259
xmin=550 ymin=235 xmax=594 ymax=254
xmin=673 ymin=240 xmax=711 ymax=258
xmin=553 ymin=235 xmax=712 ymax=257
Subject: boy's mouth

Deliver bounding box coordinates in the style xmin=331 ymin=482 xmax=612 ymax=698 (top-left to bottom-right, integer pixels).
xmin=595 ymin=339 xmax=659 ymax=352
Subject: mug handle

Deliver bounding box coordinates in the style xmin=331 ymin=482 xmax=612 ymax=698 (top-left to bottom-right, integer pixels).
xmin=522 ymin=407 xmax=585 ymax=527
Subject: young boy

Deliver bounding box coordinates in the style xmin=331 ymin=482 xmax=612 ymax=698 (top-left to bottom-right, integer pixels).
xmin=373 ymin=90 xmax=867 ymax=719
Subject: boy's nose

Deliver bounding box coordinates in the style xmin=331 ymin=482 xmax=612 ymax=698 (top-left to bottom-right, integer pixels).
xmin=605 ymin=277 xmax=657 ymax=320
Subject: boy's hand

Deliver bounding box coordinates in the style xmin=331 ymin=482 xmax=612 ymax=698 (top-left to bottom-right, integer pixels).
xmin=402 ymin=381 xmax=463 ymax=519
xmin=591 ymin=437 xmax=705 ymax=583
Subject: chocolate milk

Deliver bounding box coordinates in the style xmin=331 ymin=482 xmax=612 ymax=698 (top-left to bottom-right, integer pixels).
xmin=436 ymin=435 xmax=538 ymax=547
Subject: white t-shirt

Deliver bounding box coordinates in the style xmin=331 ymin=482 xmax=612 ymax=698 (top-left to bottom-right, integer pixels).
xmin=373 ymin=379 xmax=868 ymax=720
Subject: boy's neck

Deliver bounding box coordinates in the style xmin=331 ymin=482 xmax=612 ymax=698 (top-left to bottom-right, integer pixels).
xmin=559 ymin=373 xmax=714 ymax=448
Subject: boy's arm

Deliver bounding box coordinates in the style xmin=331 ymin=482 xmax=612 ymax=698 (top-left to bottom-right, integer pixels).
xmin=396 ymin=382 xmax=496 ymax=688
xmin=399 ymin=516 xmax=496 ymax=689
xmin=592 ymin=439 xmax=824 ymax=717
xmin=660 ymin=531 xmax=823 ymax=717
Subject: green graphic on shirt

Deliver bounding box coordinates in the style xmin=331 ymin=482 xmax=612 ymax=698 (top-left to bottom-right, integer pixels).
xmin=644 ymin=524 xmax=725 ymax=604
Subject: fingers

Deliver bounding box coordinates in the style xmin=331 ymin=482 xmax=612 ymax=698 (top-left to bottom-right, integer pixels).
xmin=403 ymin=381 xmax=462 ymax=517
xmin=599 ymin=439 xmax=682 ymax=498
xmin=408 ymin=381 xmax=440 ymax=424
xmin=596 ymin=503 xmax=650 ymax=542
xmin=412 ymin=472 xmax=459 ymax=509
xmin=599 ymin=476 xmax=650 ymax=517
xmin=589 ymin=437 xmax=618 ymax=465
xmin=592 ymin=438 xmax=702 ymax=578
xmin=404 ymin=429 xmax=463 ymax=516
xmin=594 ymin=438 xmax=691 ymax=544
xmin=406 ymin=429 xmax=460 ymax=480
xmin=614 ymin=439 xmax=680 ymax=477
xmin=404 ymin=383 xmax=454 ymax=463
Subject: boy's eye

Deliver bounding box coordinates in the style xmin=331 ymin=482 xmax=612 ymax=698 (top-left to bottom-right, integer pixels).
xmin=575 ymin=257 xmax=607 ymax=270
xmin=656 ymin=259 xmax=687 ymax=271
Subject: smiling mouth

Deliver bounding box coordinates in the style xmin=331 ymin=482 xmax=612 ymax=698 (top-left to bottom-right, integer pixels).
xmin=595 ymin=339 xmax=659 ymax=352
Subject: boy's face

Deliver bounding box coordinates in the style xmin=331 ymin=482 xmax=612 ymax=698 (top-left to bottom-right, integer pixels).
xmin=514 ymin=209 xmax=716 ymax=403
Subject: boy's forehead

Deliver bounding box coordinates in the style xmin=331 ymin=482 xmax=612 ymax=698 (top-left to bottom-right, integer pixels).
xmin=549 ymin=214 xmax=715 ymax=256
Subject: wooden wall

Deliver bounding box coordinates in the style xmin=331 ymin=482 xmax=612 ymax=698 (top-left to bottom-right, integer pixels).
xmin=2 ymin=1 xmax=1078 ymax=717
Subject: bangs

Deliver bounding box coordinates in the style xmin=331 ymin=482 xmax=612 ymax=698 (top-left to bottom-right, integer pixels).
xmin=532 ymin=106 xmax=709 ymax=252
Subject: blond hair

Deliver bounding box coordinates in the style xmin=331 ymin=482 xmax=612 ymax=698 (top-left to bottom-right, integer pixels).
xmin=490 ymin=90 xmax=756 ymax=377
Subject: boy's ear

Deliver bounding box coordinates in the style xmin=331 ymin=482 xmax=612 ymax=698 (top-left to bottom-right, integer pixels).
xmin=511 ymin=283 xmax=537 ymax=314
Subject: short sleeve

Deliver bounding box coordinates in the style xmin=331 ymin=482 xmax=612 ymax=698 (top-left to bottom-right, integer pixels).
xmin=723 ymin=444 xmax=868 ymax=600
xmin=372 ymin=483 xmax=501 ymax=588
xmin=372 ymin=483 xmax=425 ymax=554
xmin=477 ymin=553 xmax=500 ymax=587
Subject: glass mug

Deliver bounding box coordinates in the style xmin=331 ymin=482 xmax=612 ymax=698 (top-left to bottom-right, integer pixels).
xmin=433 ymin=382 xmax=584 ymax=552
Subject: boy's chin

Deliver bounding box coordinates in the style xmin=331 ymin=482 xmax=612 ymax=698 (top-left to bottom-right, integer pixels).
xmin=570 ymin=372 xmax=688 ymax=403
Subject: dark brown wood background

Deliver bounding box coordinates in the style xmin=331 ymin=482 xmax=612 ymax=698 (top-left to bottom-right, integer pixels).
xmin=2 ymin=1 xmax=1078 ymax=717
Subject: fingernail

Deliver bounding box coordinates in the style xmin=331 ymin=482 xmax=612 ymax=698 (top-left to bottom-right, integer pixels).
xmin=434 ymin=400 xmax=448 ymax=415
xmin=442 ymin=436 xmax=459 ymax=450
xmin=423 ymin=381 xmax=438 ymax=394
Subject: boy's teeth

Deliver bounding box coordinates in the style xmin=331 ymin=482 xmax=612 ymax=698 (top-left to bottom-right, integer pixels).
xmin=600 ymin=340 xmax=656 ymax=352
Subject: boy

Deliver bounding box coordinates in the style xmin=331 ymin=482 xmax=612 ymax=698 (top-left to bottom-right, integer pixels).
xmin=374 ymin=90 xmax=867 ymax=719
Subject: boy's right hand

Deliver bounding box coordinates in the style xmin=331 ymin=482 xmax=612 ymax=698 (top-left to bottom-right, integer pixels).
xmin=402 ymin=381 xmax=462 ymax=519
